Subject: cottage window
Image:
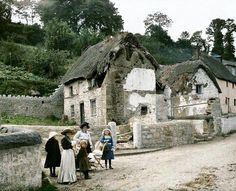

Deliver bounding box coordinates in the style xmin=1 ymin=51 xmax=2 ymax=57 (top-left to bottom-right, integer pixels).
xmin=233 ymin=83 xmax=235 ymax=89
xmin=70 ymin=105 xmax=75 ymax=117
xmin=196 ymin=84 xmax=203 ymax=94
xmin=69 ymin=86 xmax=73 ymax=97
xmin=90 ymin=99 xmax=96 ymax=116
xmin=234 ymin=99 xmax=236 ymax=106
xmin=225 ymin=97 xmax=230 ymax=105
xmin=141 ymin=106 xmax=148 ymax=115
xmin=226 ymin=81 xmax=229 ymax=87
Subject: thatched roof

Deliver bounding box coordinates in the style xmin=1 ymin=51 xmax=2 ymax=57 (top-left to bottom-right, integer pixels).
xmin=201 ymin=55 xmax=236 ymax=83
xmin=62 ymin=33 xmax=159 ymax=85
xmin=157 ymin=60 xmax=221 ymax=95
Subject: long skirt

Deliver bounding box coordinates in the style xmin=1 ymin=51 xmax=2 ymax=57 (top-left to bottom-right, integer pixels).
xmin=58 ymin=149 xmax=77 ymax=183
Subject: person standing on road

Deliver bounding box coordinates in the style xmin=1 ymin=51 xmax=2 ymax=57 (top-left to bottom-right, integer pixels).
xmin=100 ymin=128 xmax=114 ymax=169
xmin=58 ymin=128 xmax=77 ymax=184
xmin=44 ymin=131 xmax=61 ymax=177
xmin=74 ymin=122 xmax=93 ymax=154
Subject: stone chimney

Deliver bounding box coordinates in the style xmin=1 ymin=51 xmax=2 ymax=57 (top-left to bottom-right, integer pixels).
xmin=192 ymin=48 xmax=200 ymax=60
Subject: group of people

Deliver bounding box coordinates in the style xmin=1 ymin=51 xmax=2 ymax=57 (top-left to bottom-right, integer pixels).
xmin=44 ymin=122 xmax=115 ymax=184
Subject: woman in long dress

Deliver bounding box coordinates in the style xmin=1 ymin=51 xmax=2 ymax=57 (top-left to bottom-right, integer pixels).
xmin=58 ymin=128 xmax=77 ymax=184
xmin=44 ymin=132 xmax=61 ymax=177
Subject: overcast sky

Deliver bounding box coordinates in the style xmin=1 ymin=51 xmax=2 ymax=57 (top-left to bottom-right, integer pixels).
xmin=110 ymin=0 xmax=236 ymax=41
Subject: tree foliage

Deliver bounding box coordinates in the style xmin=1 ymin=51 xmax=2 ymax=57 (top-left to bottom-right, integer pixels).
xmin=144 ymin=11 xmax=173 ymax=32
xmin=223 ymin=19 xmax=236 ymax=60
xmin=206 ymin=18 xmax=225 ymax=56
xmin=44 ymin=18 xmax=77 ymax=53
xmin=176 ymin=31 xmax=192 ymax=48
xmin=190 ymin=31 xmax=209 ymax=53
xmin=37 ymin=0 xmax=123 ymax=35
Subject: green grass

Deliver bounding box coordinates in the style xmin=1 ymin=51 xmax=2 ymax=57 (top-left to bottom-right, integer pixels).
xmin=1 ymin=114 xmax=76 ymax=126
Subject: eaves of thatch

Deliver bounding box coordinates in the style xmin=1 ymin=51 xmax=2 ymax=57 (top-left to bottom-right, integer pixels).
xmin=157 ymin=60 xmax=222 ymax=95
xmin=201 ymin=55 xmax=236 ymax=83
xmin=61 ymin=33 xmax=159 ymax=85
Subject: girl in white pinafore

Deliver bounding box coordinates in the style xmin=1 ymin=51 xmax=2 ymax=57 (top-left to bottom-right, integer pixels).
xmin=58 ymin=128 xmax=77 ymax=184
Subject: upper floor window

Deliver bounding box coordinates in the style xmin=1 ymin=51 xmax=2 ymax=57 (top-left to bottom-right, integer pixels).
xmin=233 ymin=83 xmax=235 ymax=89
xmin=196 ymin=84 xmax=203 ymax=94
xmin=226 ymin=81 xmax=229 ymax=87
xmin=70 ymin=105 xmax=75 ymax=117
xmin=69 ymin=86 xmax=73 ymax=97
xmin=141 ymin=106 xmax=148 ymax=115
xmin=234 ymin=99 xmax=236 ymax=106
xmin=90 ymin=99 xmax=96 ymax=116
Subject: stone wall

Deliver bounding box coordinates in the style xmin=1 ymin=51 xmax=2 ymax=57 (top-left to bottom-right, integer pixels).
xmin=0 ymin=85 xmax=64 ymax=118
xmin=64 ymin=80 xmax=106 ymax=126
xmin=2 ymin=124 xmax=110 ymax=154
xmin=133 ymin=121 xmax=195 ymax=149
xmin=0 ymin=127 xmax=42 ymax=191
xmin=221 ymin=115 xmax=236 ymax=134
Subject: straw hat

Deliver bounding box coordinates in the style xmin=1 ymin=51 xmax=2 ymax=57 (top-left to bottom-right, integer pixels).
xmin=48 ymin=131 xmax=58 ymax=140
xmin=61 ymin=128 xmax=74 ymax=135
xmin=79 ymin=139 xmax=88 ymax=147
xmin=102 ymin=128 xmax=112 ymax=135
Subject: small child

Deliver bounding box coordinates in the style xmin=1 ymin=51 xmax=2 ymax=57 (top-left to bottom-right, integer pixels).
xmin=100 ymin=129 xmax=114 ymax=169
xmin=77 ymin=140 xmax=91 ymax=179
xmin=44 ymin=131 xmax=61 ymax=177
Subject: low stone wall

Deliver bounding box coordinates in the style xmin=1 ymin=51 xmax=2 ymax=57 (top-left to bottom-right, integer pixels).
xmin=221 ymin=115 xmax=236 ymax=134
xmin=133 ymin=121 xmax=195 ymax=149
xmin=2 ymin=124 xmax=110 ymax=154
xmin=0 ymin=85 xmax=64 ymax=118
xmin=0 ymin=126 xmax=42 ymax=191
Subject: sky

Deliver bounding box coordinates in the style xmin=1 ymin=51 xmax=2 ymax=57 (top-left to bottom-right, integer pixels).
xmin=110 ymin=0 xmax=236 ymax=41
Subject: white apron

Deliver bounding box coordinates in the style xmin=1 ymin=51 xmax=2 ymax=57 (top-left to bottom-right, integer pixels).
xmin=57 ymin=149 xmax=77 ymax=183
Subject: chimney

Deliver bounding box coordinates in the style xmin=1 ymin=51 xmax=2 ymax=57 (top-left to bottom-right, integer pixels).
xmin=192 ymin=48 xmax=200 ymax=60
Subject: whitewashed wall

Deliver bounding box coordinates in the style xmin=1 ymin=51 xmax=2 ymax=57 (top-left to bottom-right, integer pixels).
xmin=124 ymin=68 xmax=157 ymax=123
xmin=221 ymin=115 xmax=236 ymax=134
xmin=171 ymin=68 xmax=219 ymax=117
xmin=217 ymin=79 xmax=236 ymax=114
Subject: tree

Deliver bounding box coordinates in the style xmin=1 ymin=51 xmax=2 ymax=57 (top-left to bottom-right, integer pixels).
xmin=176 ymin=31 xmax=191 ymax=48
xmin=143 ymin=12 xmax=173 ymax=46
xmin=223 ymin=19 xmax=236 ymax=60
xmin=190 ymin=31 xmax=209 ymax=53
xmin=206 ymin=18 xmax=225 ymax=56
xmin=44 ymin=18 xmax=77 ymax=53
xmin=0 ymin=0 xmax=12 ymax=24
xmin=37 ymin=0 xmax=123 ymax=35
xmin=144 ymin=11 xmax=173 ymax=33
xmin=13 ymin=0 xmax=38 ymax=25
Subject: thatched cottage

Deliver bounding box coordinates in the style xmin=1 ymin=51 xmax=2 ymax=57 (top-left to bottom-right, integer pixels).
xmin=62 ymin=33 xmax=160 ymax=126
xmin=157 ymin=60 xmax=222 ymax=118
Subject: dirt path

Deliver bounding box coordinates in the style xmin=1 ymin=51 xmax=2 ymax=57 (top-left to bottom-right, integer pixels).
xmin=47 ymin=134 xmax=236 ymax=191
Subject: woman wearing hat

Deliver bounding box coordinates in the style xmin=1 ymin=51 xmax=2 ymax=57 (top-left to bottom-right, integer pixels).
xmin=73 ymin=122 xmax=93 ymax=154
xmin=58 ymin=128 xmax=77 ymax=184
xmin=44 ymin=131 xmax=61 ymax=177
xmin=100 ymin=128 xmax=114 ymax=169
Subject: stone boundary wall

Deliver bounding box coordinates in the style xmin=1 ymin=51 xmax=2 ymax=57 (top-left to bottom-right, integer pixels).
xmin=0 ymin=85 xmax=64 ymax=118
xmin=0 ymin=127 xmax=42 ymax=190
xmin=2 ymin=124 xmax=112 ymax=154
xmin=221 ymin=115 xmax=236 ymax=134
xmin=133 ymin=121 xmax=195 ymax=149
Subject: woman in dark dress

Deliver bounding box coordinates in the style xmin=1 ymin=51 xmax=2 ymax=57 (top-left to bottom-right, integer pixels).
xmin=58 ymin=128 xmax=77 ymax=184
xmin=44 ymin=132 xmax=61 ymax=177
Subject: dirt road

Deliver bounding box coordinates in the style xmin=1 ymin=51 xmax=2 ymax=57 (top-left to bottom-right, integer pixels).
xmin=51 ymin=134 xmax=236 ymax=191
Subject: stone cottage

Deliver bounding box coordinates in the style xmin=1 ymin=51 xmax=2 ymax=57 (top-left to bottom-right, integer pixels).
xmin=157 ymin=61 xmax=222 ymax=118
xmin=202 ymin=56 xmax=236 ymax=114
xmin=62 ymin=33 xmax=160 ymax=126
